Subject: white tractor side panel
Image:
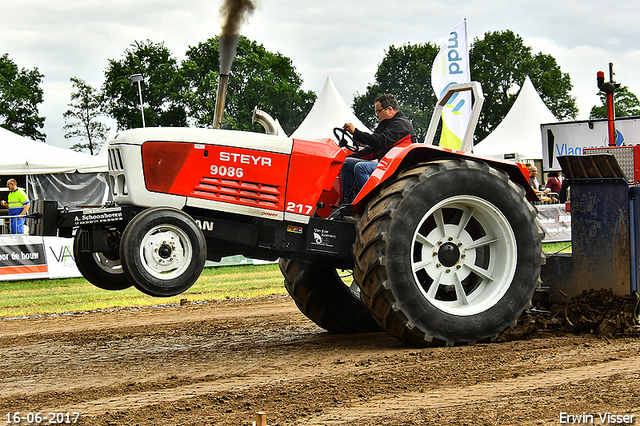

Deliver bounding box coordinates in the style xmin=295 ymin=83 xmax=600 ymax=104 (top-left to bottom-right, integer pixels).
xmin=186 ymin=197 xmax=284 ymax=221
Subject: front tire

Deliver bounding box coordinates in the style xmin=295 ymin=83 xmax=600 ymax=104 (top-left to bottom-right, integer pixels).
xmin=354 ymin=159 xmax=544 ymax=347
xmin=279 ymin=258 xmax=381 ymax=333
xmin=120 ymin=207 xmax=206 ymax=297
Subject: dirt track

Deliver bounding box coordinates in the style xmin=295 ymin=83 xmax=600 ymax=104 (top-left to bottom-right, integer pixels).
xmin=1 ymin=296 xmax=639 ymax=426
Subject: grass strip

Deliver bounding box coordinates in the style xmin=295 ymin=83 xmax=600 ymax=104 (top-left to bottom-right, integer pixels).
xmin=0 ymin=263 xmax=287 ymax=319
xmin=1 ymin=245 xmax=570 ymax=319
xmin=542 ymin=242 xmax=572 ymax=254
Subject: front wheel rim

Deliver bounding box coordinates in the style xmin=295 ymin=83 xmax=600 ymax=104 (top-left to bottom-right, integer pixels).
xmin=411 ymin=195 xmax=517 ymax=316
xmin=139 ymin=224 xmax=192 ymax=280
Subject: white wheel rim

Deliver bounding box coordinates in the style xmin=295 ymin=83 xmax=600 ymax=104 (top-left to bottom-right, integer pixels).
xmin=411 ymin=196 xmax=517 ymax=316
xmin=139 ymin=224 xmax=192 ymax=280
xmin=93 ymin=252 xmax=123 ymax=274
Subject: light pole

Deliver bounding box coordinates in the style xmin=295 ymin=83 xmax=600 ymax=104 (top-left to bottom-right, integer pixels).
xmin=129 ymin=73 xmax=146 ymax=128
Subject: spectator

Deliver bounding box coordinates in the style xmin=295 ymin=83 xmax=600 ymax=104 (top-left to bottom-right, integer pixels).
xmin=528 ymin=165 xmax=550 ymax=195
xmin=545 ymin=171 xmax=563 ymax=194
xmin=0 ymin=179 xmax=30 ymax=234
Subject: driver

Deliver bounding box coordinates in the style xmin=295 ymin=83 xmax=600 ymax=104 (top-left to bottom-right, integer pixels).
xmin=341 ymin=94 xmax=416 ymax=205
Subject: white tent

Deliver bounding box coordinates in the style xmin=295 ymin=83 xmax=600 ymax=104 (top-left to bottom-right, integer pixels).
xmin=0 ymin=126 xmax=107 ymax=175
xmin=291 ymin=76 xmax=371 ymax=140
xmin=0 ymin=127 xmax=109 ymax=207
xmin=473 ymin=76 xmax=558 ymax=161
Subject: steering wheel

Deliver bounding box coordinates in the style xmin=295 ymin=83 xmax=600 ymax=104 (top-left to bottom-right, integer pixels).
xmin=333 ymin=127 xmax=360 ymax=152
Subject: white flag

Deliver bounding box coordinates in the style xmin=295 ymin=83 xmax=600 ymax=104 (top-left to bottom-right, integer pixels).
xmin=431 ymin=21 xmax=471 ymax=150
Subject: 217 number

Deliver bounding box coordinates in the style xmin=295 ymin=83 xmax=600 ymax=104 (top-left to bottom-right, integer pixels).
xmin=286 ymin=202 xmax=313 ymax=215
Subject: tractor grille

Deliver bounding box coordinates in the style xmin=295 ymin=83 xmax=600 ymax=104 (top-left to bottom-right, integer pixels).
xmin=194 ymin=177 xmax=281 ymax=209
xmin=108 ymin=147 xmax=125 ymax=171
xmin=107 ymin=147 xmax=128 ymax=197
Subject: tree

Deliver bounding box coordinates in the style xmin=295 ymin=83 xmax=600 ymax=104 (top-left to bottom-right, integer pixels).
xmin=0 ymin=53 xmax=46 ymax=141
xmin=63 ymin=77 xmax=110 ymax=155
xmin=181 ymin=36 xmax=316 ymax=135
xmin=354 ymin=31 xmax=578 ymax=144
xmin=470 ymin=30 xmax=577 ymax=141
xmin=352 ymin=43 xmax=440 ymax=142
xmin=524 ymin=53 xmax=578 ymax=121
xmin=589 ymin=86 xmax=640 ymax=119
xmin=102 ymin=40 xmax=186 ymax=130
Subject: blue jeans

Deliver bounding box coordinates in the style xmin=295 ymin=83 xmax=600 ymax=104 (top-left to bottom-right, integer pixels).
xmin=8 ymin=208 xmax=24 ymax=234
xmin=341 ymin=158 xmax=378 ymax=203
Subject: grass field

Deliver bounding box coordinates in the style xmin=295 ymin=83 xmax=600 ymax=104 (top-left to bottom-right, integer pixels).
xmin=0 ymin=263 xmax=287 ymax=319
xmin=0 ymin=242 xmax=570 ymax=319
xmin=542 ymin=241 xmax=572 ymax=254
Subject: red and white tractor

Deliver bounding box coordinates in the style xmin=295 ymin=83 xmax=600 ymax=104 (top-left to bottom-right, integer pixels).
xmin=58 ymin=82 xmax=544 ymax=347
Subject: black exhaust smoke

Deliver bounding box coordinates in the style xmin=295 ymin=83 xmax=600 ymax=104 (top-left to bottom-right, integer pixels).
xmin=213 ymin=0 xmax=255 ymax=129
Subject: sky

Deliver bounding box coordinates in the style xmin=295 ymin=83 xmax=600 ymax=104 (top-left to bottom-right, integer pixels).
xmin=2 ymin=0 xmax=640 ymax=150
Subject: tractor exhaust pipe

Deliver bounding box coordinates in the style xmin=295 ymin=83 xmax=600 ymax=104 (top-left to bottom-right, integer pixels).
xmin=213 ymin=33 xmax=239 ymax=129
xmin=213 ymin=74 xmax=229 ymax=129
xmin=252 ymin=107 xmax=279 ymax=136
xmin=214 ymin=0 xmax=255 ymax=128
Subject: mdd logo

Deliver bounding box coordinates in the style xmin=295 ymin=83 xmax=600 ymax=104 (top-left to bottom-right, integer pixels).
xmin=440 ymin=82 xmax=465 ymax=115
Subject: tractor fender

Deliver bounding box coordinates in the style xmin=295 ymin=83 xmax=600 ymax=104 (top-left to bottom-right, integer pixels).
xmin=352 ymin=143 xmax=538 ymax=211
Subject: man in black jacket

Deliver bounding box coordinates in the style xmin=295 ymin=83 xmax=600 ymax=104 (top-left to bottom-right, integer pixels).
xmin=341 ymin=94 xmax=416 ymax=204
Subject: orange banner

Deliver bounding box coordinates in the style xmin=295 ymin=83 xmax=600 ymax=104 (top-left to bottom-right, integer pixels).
xmin=0 ymin=264 xmax=48 ymax=275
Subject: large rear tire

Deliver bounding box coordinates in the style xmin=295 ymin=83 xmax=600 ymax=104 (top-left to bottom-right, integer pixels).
xmin=354 ymin=159 xmax=544 ymax=347
xmin=73 ymin=228 xmax=132 ymax=291
xmin=279 ymin=258 xmax=381 ymax=333
xmin=120 ymin=207 xmax=206 ymax=297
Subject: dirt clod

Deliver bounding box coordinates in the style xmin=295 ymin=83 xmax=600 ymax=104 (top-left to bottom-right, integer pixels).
xmin=503 ymin=289 xmax=640 ymax=342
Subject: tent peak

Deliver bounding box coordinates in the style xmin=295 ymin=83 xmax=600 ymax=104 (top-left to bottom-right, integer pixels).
xmin=473 ymin=76 xmax=557 ymax=161
xmin=291 ymin=76 xmax=371 ymax=141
